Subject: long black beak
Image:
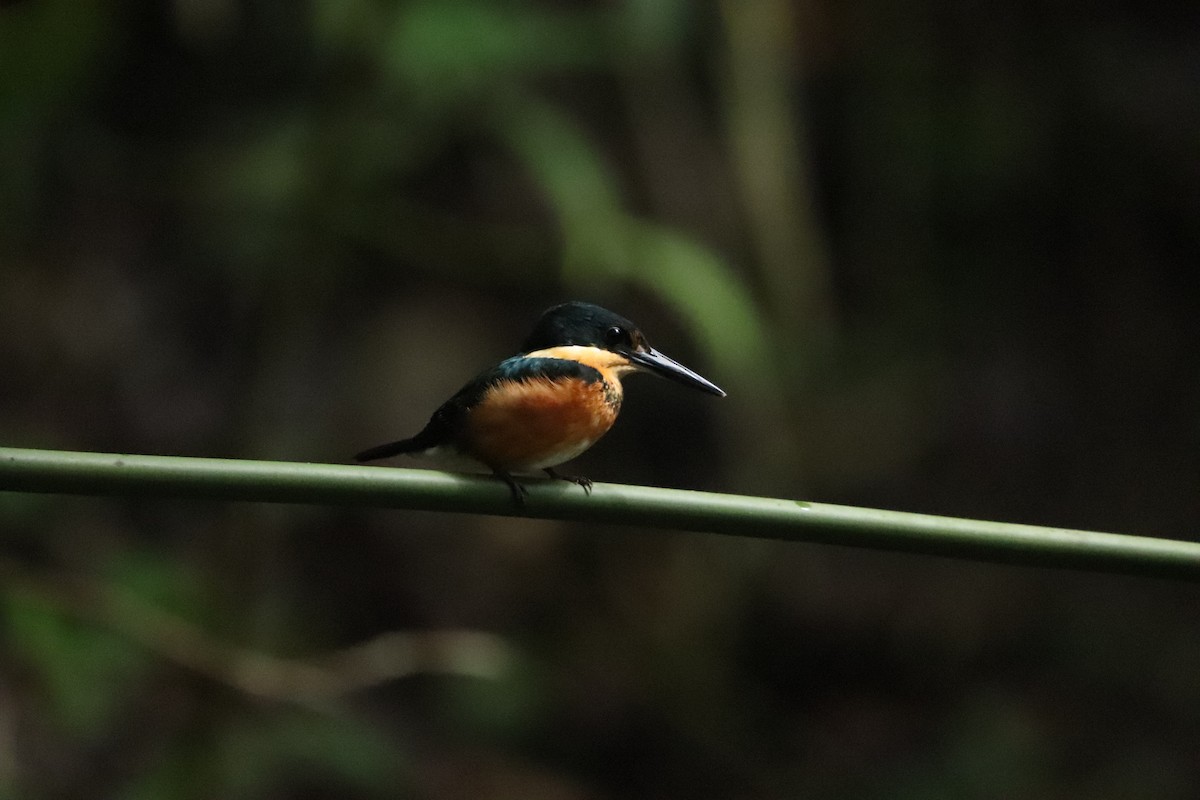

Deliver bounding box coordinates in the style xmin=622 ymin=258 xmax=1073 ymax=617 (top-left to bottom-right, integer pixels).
xmin=626 ymin=347 xmax=726 ymax=397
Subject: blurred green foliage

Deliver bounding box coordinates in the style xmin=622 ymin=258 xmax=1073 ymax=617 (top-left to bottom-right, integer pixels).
xmin=6 ymin=587 xmax=148 ymax=734
xmin=1 ymin=0 xmax=1199 ymax=797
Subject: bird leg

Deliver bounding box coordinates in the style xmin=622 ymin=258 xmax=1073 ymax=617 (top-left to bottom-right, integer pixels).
xmin=491 ymin=468 xmax=529 ymax=506
xmin=543 ymin=467 xmax=593 ymax=495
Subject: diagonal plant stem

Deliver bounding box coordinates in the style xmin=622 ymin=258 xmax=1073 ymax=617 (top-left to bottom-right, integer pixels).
xmin=0 ymin=556 xmax=513 ymax=710
xmin=1 ymin=447 xmax=1198 ymax=581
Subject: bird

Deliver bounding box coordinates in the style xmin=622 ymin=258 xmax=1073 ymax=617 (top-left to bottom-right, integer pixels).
xmin=354 ymin=301 xmax=725 ymax=503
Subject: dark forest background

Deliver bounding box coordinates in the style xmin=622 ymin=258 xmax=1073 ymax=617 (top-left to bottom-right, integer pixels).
xmin=2 ymin=1 xmax=1198 ymax=797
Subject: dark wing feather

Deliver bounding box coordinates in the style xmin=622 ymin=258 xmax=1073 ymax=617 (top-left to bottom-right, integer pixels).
xmin=354 ymin=356 xmax=602 ymax=462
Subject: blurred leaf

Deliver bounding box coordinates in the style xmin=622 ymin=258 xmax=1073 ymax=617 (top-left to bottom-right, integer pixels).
xmin=496 ymin=91 xmax=772 ymax=384
xmin=0 ymin=549 xmax=205 ymax=737
xmin=3 ymin=586 xmax=148 ymax=735
xmin=384 ymin=0 xmax=612 ymax=100
xmin=179 ymin=116 xmax=316 ymax=275
xmin=496 ymin=90 xmax=626 ymax=270
xmin=438 ymin=662 xmax=546 ymax=743
xmin=105 ymin=547 xmax=205 ymax=623
xmin=617 ymin=220 xmax=772 ymax=386
xmin=189 ymin=119 xmax=313 ymax=214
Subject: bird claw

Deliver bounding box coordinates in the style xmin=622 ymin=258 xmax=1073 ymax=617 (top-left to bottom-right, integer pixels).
xmin=492 ymin=470 xmax=529 ymax=506
xmin=544 ymin=468 xmax=593 ymax=495
xmin=494 ymin=467 xmax=592 ymax=507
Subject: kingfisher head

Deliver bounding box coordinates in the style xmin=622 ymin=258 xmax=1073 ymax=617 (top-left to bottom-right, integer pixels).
xmin=521 ymin=302 xmax=726 ymax=397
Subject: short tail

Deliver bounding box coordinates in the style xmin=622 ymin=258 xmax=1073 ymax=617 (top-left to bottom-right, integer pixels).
xmin=354 ymin=438 xmax=423 ymax=462
xmin=356 ymin=414 xmax=449 ymax=463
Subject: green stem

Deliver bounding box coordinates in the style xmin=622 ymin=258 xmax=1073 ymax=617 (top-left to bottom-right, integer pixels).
xmin=2 ymin=447 xmax=1197 ymax=581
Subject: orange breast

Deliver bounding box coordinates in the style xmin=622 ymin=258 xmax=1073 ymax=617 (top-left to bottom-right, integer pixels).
xmin=464 ymin=374 xmax=621 ymax=471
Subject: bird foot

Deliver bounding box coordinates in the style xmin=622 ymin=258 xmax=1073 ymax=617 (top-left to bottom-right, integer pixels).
xmin=493 ymin=470 xmax=529 ymax=506
xmin=544 ymin=467 xmax=593 ymax=495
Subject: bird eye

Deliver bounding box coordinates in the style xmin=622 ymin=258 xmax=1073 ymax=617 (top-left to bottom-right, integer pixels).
xmin=604 ymin=325 xmax=627 ymax=346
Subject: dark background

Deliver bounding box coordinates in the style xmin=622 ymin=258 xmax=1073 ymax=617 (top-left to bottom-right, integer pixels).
xmin=2 ymin=1 xmax=1198 ymax=797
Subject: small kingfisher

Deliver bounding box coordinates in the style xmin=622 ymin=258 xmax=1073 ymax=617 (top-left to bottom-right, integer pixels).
xmin=354 ymin=301 xmax=725 ymax=502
